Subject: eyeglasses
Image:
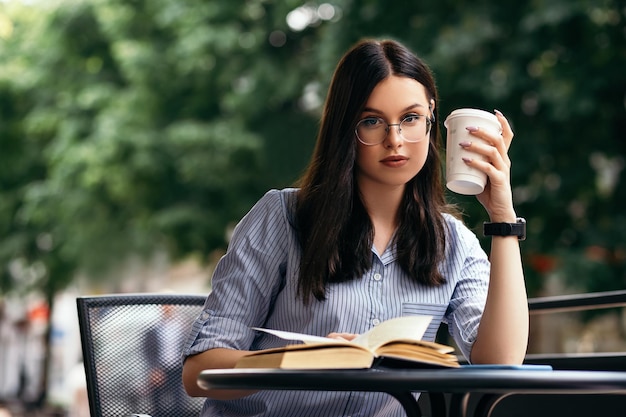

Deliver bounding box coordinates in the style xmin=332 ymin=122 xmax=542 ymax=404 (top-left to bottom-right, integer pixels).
xmin=355 ymin=114 xmax=433 ymax=146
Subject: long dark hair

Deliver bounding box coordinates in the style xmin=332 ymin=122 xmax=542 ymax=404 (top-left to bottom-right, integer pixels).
xmin=295 ymin=39 xmax=454 ymax=304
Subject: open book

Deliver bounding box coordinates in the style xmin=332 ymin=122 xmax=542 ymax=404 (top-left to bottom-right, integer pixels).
xmin=235 ymin=316 xmax=459 ymax=370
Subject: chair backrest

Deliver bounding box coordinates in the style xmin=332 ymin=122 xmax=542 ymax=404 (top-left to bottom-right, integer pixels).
xmin=77 ymin=293 xmax=207 ymax=417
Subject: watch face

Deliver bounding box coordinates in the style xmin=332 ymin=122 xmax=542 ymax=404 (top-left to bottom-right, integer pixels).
xmin=517 ymin=217 xmax=527 ymax=241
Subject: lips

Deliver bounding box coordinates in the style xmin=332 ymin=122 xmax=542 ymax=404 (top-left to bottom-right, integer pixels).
xmin=380 ymin=155 xmax=409 ymax=167
xmin=381 ymin=155 xmax=408 ymax=163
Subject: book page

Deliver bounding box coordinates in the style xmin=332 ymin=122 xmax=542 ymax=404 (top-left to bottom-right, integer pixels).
xmin=352 ymin=316 xmax=432 ymax=351
xmin=251 ymin=327 xmax=347 ymax=345
xmin=252 ymin=315 xmax=432 ymax=351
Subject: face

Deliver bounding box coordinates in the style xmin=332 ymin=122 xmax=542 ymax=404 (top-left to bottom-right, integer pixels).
xmin=355 ymin=75 xmax=433 ymax=192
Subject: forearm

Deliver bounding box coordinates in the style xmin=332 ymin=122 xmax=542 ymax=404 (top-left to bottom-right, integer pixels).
xmin=182 ymin=348 xmax=256 ymax=399
xmin=470 ymin=235 xmax=529 ymax=364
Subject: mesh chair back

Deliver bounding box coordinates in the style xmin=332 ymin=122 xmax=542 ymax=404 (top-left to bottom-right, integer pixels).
xmin=77 ymin=293 xmax=207 ymax=417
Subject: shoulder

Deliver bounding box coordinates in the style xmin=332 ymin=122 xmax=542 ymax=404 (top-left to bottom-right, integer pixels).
xmin=261 ymin=187 xmax=298 ymax=206
xmin=442 ymin=213 xmax=483 ymax=252
xmin=232 ymin=188 xmax=299 ymax=235
xmin=249 ymin=188 xmax=298 ymax=219
xmin=442 ymin=213 xmax=470 ymax=235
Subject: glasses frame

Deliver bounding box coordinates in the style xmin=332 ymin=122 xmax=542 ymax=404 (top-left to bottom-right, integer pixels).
xmin=355 ymin=114 xmax=435 ymax=146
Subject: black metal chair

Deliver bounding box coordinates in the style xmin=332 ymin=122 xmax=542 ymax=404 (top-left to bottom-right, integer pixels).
xmin=77 ymin=293 xmax=207 ymax=417
xmin=473 ymin=290 xmax=626 ymax=417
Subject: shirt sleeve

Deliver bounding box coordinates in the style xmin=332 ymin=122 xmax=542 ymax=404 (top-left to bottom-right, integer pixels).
xmin=182 ymin=189 xmax=293 ymax=358
xmin=443 ymin=216 xmax=491 ymax=361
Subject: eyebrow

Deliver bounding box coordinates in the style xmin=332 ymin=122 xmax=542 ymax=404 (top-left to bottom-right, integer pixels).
xmin=362 ymin=103 xmax=427 ymax=114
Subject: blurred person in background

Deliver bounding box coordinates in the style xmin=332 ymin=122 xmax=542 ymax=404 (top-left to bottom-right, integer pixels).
xmin=0 ymin=300 xmax=11 ymax=402
xmin=144 ymin=304 xmax=187 ymax=415
xmin=0 ymin=300 xmax=21 ymax=407
xmin=0 ymin=300 xmax=46 ymax=415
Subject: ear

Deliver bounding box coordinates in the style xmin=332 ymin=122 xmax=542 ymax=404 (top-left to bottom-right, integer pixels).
xmin=429 ymin=99 xmax=436 ymax=121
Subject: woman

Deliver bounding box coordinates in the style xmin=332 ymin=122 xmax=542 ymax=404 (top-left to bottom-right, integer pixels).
xmin=182 ymin=38 xmax=528 ymax=417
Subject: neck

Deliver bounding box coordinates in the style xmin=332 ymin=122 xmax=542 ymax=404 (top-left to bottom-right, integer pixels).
xmin=358 ymin=181 xmax=405 ymax=253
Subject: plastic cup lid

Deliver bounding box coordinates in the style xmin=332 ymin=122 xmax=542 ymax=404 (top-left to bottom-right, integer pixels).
xmin=444 ymin=108 xmax=499 ymax=127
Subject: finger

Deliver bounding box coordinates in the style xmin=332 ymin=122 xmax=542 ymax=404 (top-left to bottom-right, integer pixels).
xmin=465 ymin=114 xmax=512 ymax=164
xmin=462 ymin=156 xmax=509 ymax=186
xmin=465 ymin=122 xmax=505 ymax=147
xmin=460 ymin=133 xmax=511 ymax=171
xmin=461 ymin=141 xmax=511 ymax=174
xmin=494 ymin=109 xmax=514 ymax=150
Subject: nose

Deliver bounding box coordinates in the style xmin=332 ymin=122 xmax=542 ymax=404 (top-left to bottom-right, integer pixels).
xmin=384 ymin=123 xmax=403 ymax=148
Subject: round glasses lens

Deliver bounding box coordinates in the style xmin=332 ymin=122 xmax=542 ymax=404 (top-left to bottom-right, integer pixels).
xmin=400 ymin=118 xmax=424 ymax=142
xmin=356 ymin=118 xmax=387 ymax=145
xmin=356 ymin=116 xmax=431 ymax=145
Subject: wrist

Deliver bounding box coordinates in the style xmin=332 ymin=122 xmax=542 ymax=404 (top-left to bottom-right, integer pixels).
xmin=487 ymin=210 xmax=517 ymax=223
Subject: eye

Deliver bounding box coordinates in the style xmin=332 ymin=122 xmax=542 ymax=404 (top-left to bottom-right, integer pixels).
xmin=401 ymin=114 xmax=423 ymax=126
xmin=359 ymin=117 xmax=385 ymax=129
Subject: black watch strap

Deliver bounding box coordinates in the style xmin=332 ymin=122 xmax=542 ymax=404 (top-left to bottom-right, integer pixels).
xmin=483 ymin=217 xmax=526 ymax=241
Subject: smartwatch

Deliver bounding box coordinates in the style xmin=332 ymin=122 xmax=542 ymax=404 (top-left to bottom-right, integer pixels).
xmin=483 ymin=217 xmax=526 ymax=241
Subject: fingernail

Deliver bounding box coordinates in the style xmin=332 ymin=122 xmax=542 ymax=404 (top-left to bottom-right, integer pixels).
xmin=494 ymin=109 xmax=503 ymax=116
xmin=466 ymin=126 xmax=478 ymax=132
xmin=462 ymin=157 xmax=473 ymax=163
xmin=459 ymin=141 xmax=472 ymax=147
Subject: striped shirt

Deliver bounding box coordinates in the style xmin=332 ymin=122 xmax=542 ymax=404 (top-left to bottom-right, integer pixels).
xmin=182 ymin=188 xmax=490 ymax=417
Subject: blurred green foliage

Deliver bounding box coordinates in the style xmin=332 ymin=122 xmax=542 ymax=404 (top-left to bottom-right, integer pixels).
xmin=0 ymin=0 xmax=625 ymax=299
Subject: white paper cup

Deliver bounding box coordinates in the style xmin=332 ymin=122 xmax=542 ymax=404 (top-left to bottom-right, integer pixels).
xmin=444 ymin=108 xmax=501 ymax=195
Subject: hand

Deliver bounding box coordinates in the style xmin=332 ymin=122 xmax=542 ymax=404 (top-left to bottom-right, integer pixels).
xmin=460 ymin=110 xmax=516 ymax=222
xmin=327 ymin=332 xmax=358 ymax=341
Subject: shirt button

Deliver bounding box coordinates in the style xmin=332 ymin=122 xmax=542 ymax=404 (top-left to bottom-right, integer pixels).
xmin=372 ymin=319 xmax=381 ymax=326
xmin=373 ymin=273 xmax=382 ymax=281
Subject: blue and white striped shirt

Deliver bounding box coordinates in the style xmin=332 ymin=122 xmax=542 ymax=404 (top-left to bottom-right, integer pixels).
xmin=183 ymin=188 xmax=490 ymax=417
